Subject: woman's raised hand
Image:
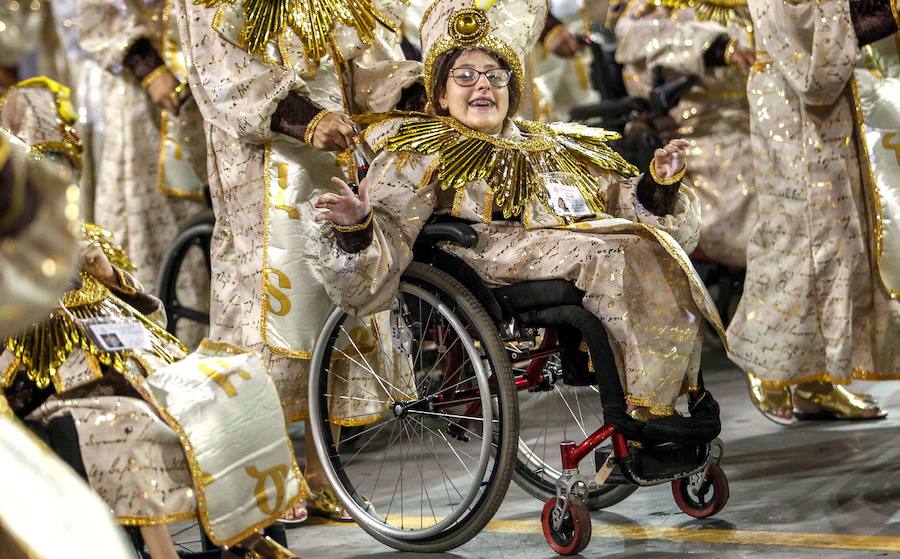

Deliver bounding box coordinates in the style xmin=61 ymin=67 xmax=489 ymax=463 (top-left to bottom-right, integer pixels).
xmin=652 ymin=138 xmax=689 ymax=179
xmin=314 ymin=177 xmax=371 ymax=226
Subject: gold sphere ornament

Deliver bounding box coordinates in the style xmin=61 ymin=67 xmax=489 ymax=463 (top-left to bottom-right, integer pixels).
xmin=449 ymin=8 xmax=489 ymax=43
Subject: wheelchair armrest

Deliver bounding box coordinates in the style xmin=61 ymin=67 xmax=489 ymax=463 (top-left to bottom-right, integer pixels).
xmin=417 ymin=221 xmax=478 ymax=248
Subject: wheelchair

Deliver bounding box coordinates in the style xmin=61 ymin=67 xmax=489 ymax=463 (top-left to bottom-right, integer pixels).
xmin=306 ymin=219 xmax=729 ymax=555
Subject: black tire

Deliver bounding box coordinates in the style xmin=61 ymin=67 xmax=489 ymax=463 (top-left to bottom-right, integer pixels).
xmin=308 ymin=262 xmax=518 ymax=552
xmin=156 ymin=209 xmax=215 ymax=336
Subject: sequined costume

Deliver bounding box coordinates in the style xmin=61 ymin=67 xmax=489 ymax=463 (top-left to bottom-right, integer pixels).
xmin=308 ymin=0 xmax=726 ymax=415
xmin=74 ymin=0 xmax=208 ymax=345
xmin=726 ymin=0 xmax=900 ymax=386
xmin=171 ymin=0 xmax=420 ymax=421
xmin=615 ymin=0 xmax=756 ymax=267
xmin=1 ymin=257 xmax=306 ymax=542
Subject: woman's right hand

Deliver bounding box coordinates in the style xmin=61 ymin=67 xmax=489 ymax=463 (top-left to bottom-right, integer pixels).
xmin=314 ymin=177 xmax=371 ymax=226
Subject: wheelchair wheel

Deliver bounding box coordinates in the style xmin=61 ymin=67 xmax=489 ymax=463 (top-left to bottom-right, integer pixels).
xmin=541 ymin=496 xmax=591 ymax=555
xmin=157 ymin=209 xmax=214 ymax=338
xmin=513 ymin=356 xmax=637 ymax=510
xmin=308 ymin=262 xmax=518 ymax=552
xmin=672 ymin=463 xmax=729 ymax=518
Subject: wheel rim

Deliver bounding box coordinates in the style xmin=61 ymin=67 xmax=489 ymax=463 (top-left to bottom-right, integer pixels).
xmin=309 ymin=281 xmax=498 ymax=540
xmin=680 ymin=471 xmax=715 ymax=509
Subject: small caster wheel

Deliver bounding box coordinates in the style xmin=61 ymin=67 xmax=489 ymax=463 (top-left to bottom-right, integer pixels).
xmin=672 ymin=463 xmax=730 ymax=518
xmin=541 ymin=497 xmax=591 ymax=555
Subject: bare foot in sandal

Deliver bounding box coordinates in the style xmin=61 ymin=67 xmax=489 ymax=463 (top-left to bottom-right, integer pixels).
xmin=277 ymin=499 xmax=308 ymax=528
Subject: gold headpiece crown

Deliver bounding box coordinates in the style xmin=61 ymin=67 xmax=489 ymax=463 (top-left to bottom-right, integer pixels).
xmin=420 ymin=0 xmax=549 ymax=111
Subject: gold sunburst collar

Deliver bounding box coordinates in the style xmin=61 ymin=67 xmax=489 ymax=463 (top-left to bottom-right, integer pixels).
xmin=2 ymin=275 xmax=186 ymax=392
xmin=370 ymin=116 xmax=639 ymax=219
xmin=658 ymin=0 xmax=751 ymax=29
xmin=0 ymin=274 xmax=187 ymax=389
xmin=195 ymin=0 xmax=399 ymax=63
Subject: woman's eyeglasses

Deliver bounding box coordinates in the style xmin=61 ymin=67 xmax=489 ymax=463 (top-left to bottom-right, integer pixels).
xmin=449 ymin=68 xmax=512 ymax=88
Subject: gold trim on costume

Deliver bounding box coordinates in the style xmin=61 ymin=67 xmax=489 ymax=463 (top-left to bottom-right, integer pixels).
xmin=304 ymin=109 xmax=332 ymax=145
xmin=140 ymin=65 xmax=170 ymax=90
xmin=193 ymin=0 xmax=399 ymax=65
xmin=116 ymin=512 xmax=197 ymax=527
xmin=850 ymin=76 xmax=900 ymax=298
xmin=332 ymin=210 xmax=373 ymax=232
xmin=649 ymin=159 xmax=687 ymax=185
xmin=373 ymin=115 xmax=637 ymax=219
xmin=1 ymin=77 xmax=83 ymax=171
xmin=259 ymin=143 xmax=314 ymax=360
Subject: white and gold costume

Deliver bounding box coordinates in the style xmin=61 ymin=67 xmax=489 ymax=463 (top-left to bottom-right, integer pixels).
xmin=727 ymin=0 xmax=900 ymax=386
xmin=615 ymin=0 xmax=756 ymax=267
xmin=309 ymin=0 xmax=726 ymax=414
xmin=172 ymin=0 xmax=419 ymax=421
xmin=74 ymin=0 xmax=208 ymax=345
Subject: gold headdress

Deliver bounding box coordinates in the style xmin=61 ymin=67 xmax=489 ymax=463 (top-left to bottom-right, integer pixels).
xmin=421 ymin=0 xmax=550 ymax=110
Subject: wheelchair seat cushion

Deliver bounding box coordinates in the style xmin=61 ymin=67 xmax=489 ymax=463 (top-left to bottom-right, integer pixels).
xmin=491 ymin=280 xmax=585 ymax=313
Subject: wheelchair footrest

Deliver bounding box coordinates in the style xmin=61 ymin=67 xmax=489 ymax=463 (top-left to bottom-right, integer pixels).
xmin=619 ymin=442 xmax=709 ymax=485
xmin=593 ymin=449 xmax=630 ymax=485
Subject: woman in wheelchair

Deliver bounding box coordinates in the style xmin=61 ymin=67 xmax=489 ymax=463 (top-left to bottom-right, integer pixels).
xmin=1 ymin=227 xmax=304 ymax=559
xmin=309 ymin=0 xmax=726 ymax=438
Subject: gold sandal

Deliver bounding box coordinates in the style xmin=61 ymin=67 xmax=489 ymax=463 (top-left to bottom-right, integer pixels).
xmin=745 ymin=372 xmax=796 ymax=426
xmin=794 ymin=383 xmax=887 ymax=421
xmin=308 ymin=486 xmax=354 ymax=522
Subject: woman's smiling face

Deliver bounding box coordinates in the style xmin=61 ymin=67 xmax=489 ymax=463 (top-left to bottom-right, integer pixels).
xmin=438 ymin=49 xmax=510 ymax=135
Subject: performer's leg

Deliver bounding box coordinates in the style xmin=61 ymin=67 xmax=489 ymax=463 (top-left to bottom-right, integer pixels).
xmin=139 ymin=524 xmax=179 ymax=559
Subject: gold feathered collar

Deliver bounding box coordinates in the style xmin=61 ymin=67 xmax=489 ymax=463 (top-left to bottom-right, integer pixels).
xmin=194 ymin=0 xmax=399 ymax=63
xmin=656 ymin=0 xmax=751 ymax=29
xmin=369 ymin=115 xmax=639 ymax=219
xmin=2 ymin=275 xmax=186 ymax=392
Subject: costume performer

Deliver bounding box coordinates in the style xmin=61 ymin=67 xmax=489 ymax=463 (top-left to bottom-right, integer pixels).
xmin=74 ymin=0 xmax=209 ymax=345
xmin=615 ymin=0 xmax=757 ymax=267
xmin=172 ymin=0 xmax=421 ymax=521
xmin=728 ymin=0 xmax=900 ymax=422
xmin=1 ymin=232 xmax=306 ymax=559
xmin=309 ymin=0 xmax=727 ymax=419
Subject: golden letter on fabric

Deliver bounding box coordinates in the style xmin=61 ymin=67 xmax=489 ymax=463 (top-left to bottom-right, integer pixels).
xmin=245 ymin=464 xmax=289 ymax=515
xmin=265 ymin=268 xmax=292 ymax=316
xmin=199 ymin=359 xmax=252 ymax=398
xmin=274 ymin=163 xmax=300 ymax=219
xmin=882 ymin=133 xmax=900 ymax=164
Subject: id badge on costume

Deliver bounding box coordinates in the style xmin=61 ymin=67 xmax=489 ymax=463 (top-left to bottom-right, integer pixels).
xmin=77 ymin=318 xmax=152 ymax=352
xmin=540 ymin=172 xmax=593 ymax=218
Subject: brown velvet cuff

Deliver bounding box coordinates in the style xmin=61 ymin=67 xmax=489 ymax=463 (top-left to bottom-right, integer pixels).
xmin=850 ymin=0 xmax=898 ymax=46
xmin=270 ymin=92 xmax=328 ymax=143
xmin=105 ymin=268 xmax=160 ymax=316
xmin=0 ymin=157 xmax=41 ymax=239
xmin=636 ymin=173 xmax=680 ymax=216
xmin=333 ymin=214 xmax=374 ymax=253
xmin=123 ymin=38 xmax=165 ymax=80
xmin=703 ymin=34 xmax=732 ymax=68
